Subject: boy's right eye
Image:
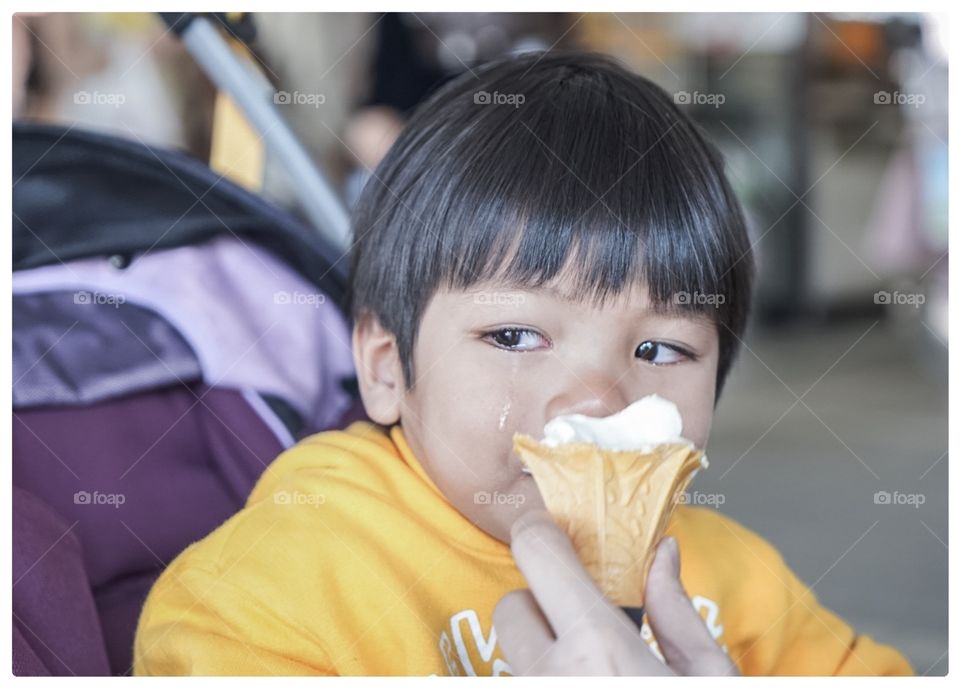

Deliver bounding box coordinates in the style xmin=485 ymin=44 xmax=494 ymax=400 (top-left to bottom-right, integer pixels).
xmin=482 ymin=327 xmax=549 ymax=352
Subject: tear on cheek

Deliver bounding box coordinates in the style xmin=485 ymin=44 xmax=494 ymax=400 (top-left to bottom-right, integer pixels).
xmin=497 ymin=397 xmax=512 ymax=431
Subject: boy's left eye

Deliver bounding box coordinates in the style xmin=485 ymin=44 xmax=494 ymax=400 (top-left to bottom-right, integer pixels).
xmin=635 ymin=340 xmax=693 ymax=365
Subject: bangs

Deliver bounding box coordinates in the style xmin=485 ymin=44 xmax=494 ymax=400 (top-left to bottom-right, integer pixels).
xmin=421 ymin=64 xmax=745 ymax=321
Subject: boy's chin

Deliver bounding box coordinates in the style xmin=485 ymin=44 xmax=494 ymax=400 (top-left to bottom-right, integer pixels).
xmin=468 ymin=477 xmax=547 ymax=545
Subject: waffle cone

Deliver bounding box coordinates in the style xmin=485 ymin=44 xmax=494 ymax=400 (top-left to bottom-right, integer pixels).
xmin=513 ymin=434 xmax=706 ymax=608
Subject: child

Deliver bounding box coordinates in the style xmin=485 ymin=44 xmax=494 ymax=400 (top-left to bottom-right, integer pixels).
xmin=133 ymin=51 xmax=912 ymax=676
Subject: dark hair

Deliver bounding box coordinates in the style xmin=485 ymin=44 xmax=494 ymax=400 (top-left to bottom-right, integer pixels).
xmin=349 ymin=50 xmax=754 ymax=399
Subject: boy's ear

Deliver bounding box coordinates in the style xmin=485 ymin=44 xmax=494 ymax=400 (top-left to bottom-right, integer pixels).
xmin=352 ymin=311 xmax=404 ymax=425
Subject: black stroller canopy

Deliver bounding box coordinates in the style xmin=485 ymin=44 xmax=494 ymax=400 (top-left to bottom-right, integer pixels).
xmin=12 ymin=122 xmax=349 ymax=307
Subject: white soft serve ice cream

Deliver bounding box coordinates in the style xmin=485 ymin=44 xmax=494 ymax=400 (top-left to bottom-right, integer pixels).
xmin=541 ymin=394 xmax=695 ymax=452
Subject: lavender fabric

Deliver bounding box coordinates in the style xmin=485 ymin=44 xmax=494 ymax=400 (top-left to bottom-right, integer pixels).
xmin=13 ymin=487 xmax=110 ymax=676
xmin=12 ymin=384 xmax=288 ymax=674
xmin=12 ymin=235 xmax=356 ymax=434
xmin=13 ymin=291 xmax=202 ymax=409
xmin=13 ymin=624 xmax=51 ymax=676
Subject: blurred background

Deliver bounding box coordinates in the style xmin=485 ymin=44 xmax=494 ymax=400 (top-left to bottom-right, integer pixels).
xmin=12 ymin=12 xmax=947 ymax=676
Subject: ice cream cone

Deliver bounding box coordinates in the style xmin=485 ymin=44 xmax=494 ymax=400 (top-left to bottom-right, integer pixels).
xmin=513 ymin=433 xmax=706 ymax=608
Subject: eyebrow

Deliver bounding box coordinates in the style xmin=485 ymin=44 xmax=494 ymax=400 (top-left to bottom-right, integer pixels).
xmin=514 ymin=283 xmax=575 ymax=302
xmin=482 ymin=281 xmax=589 ymax=304
xmin=645 ymin=309 xmax=717 ymax=333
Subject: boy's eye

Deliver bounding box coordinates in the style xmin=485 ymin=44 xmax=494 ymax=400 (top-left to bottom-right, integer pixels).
xmin=483 ymin=327 xmax=548 ymax=352
xmin=635 ymin=340 xmax=692 ymax=365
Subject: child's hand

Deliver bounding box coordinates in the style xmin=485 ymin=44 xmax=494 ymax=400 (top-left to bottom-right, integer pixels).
xmin=494 ymin=510 xmax=738 ymax=676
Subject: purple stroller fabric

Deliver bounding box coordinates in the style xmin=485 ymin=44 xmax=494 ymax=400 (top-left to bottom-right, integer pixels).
xmin=13 ymin=487 xmax=110 ymax=676
xmin=12 ymin=383 xmax=291 ymax=674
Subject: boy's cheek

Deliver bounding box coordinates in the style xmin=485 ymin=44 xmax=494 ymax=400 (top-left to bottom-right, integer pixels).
xmin=404 ymin=374 xmax=547 ymax=538
xmin=657 ymin=376 xmax=716 ymax=449
xmin=432 ymin=459 xmax=546 ymax=543
xmin=415 ymin=354 xmax=532 ymax=439
xmin=406 ymin=371 xmax=524 ymax=477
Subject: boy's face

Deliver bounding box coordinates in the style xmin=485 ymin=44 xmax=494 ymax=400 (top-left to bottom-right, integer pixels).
xmin=354 ymin=272 xmax=719 ymax=544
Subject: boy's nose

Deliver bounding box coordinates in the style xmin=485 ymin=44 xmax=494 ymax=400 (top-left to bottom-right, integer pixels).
xmin=545 ymin=372 xmax=629 ymax=421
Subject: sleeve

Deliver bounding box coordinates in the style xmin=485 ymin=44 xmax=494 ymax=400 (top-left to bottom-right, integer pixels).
xmin=133 ymin=562 xmax=336 ymax=676
xmin=761 ymin=568 xmax=914 ymax=676
xmin=710 ymin=513 xmax=914 ymax=676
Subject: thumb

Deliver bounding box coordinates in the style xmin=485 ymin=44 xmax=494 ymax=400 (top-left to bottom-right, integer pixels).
xmin=643 ymin=537 xmax=734 ymax=675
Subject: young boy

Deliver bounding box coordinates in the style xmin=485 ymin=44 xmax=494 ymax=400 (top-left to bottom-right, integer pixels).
xmin=133 ymin=51 xmax=912 ymax=676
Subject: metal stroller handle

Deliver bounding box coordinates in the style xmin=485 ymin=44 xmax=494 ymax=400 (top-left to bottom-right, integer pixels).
xmin=161 ymin=12 xmax=352 ymax=251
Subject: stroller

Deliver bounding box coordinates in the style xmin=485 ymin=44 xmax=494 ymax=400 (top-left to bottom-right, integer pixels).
xmin=12 ymin=15 xmax=366 ymax=676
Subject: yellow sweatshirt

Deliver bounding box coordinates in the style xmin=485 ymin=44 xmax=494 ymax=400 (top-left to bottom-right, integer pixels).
xmin=133 ymin=421 xmax=912 ymax=676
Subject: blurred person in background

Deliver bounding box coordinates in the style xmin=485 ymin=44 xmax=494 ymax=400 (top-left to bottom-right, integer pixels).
xmin=342 ymin=13 xmax=578 ymax=205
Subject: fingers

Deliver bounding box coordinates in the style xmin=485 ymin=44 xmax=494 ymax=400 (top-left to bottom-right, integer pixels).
xmin=492 ymin=589 xmax=553 ymax=674
xmin=643 ymin=537 xmax=737 ymax=675
xmin=509 ymin=510 xmax=612 ymax=638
